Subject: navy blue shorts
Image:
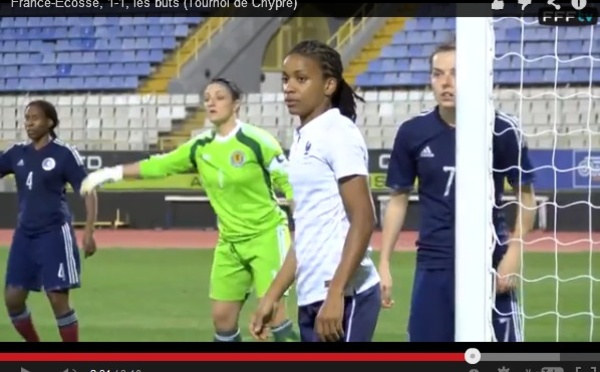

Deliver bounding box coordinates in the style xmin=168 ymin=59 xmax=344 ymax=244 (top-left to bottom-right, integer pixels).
xmin=408 ymin=267 xmax=522 ymax=342
xmin=5 ymin=224 xmax=81 ymax=292
xmin=298 ymin=284 xmax=381 ymax=342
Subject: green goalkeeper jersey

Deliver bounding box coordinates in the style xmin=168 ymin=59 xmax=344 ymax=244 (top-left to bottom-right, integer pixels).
xmin=138 ymin=121 xmax=292 ymax=242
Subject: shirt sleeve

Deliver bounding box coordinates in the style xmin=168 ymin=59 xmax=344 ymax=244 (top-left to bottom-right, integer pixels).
xmin=496 ymin=114 xmax=535 ymax=187
xmin=258 ymin=131 xmax=293 ymax=199
xmin=386 ymin=122 xmax=416 ymax=192
xmin=139 ymin=138 xmax=197 ymax=178
xmin=63 ymin=145 xmax=88 ymax=194
xmin=0 ymin=146 xmax=14 ymax=178
xmin=327 ymin=124 xmax=369 ymax=180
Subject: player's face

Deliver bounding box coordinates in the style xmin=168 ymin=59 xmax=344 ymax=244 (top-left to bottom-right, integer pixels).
xmin=282 ymin=54 xmax=334 ymax=120
xmin=24 ymin=105 xmax=52 ymax=141
xmin=204 ymin=83 xmax=239 ymax=125
xmin=430 ymin=50 xmax=456 ymax=109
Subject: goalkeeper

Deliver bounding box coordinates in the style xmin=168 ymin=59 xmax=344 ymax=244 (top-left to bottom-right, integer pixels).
xmin=80 ymin=78 xmax=299 ymax=342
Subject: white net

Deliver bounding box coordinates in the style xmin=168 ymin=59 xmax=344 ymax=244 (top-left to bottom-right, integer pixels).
xmin=492 ymin=16 xmax=600 ymax=342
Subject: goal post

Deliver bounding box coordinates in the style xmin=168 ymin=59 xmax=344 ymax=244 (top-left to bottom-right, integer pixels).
xmin=455 ymin=17 xmax=497 ymax=342
xmin=455 ymin=15 xmax=599 ymax=342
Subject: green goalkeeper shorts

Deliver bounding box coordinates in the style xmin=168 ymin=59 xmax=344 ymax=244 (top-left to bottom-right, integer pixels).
xmin=209 ymin=223 xmax=291 ymax=302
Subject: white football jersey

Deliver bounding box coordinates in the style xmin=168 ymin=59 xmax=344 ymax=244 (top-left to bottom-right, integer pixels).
xmin=287 ymin=108 xmax=380 ymax=306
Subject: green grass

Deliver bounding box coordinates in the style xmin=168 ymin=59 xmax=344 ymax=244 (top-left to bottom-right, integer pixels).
xmin=0 ymin=248 xmax=597 ymax=341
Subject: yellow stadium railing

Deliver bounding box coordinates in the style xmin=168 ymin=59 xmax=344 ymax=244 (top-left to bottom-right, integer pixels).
xmin=173 ymin=17 xmax=232 ymax=78
xmin=327 ymin=4 xmax=379 ymax=51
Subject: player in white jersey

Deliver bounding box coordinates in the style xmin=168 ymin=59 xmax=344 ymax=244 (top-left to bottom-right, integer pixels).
xmin=249 ymin=40 xmax=381 ymax=342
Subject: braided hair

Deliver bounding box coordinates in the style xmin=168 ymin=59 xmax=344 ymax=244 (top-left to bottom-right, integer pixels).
xmin=26 ymin=100 xmax=59 ymax=138
xmin=287 ymin=40 xmax=364 ymax=122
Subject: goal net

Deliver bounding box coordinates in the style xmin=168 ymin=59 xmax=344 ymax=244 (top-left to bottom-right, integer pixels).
xmin=456 ymin=17 xmax=599 ymax=342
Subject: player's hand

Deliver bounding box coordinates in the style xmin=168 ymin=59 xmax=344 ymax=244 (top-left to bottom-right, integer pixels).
xmin=496 ymin=243 xmax=520 ymax=293
xmin=378 ymin=264 xmax=394 ymax=308
xmin=249 ymin=297 xmax=278 ymax=341
xmin=82 ymin=232 xmax=97 ymax=258
xmin=80 ymin=167 xmax=122 ymax=195
xmin=315 ymin=290 xmax=345 ymax=342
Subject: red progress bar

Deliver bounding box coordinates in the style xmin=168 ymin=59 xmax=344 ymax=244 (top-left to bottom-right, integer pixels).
xmin=0 ymin=352 xmax=465 ymax=362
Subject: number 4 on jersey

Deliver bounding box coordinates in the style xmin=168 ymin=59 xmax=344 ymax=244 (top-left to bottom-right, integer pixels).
xmin=26 ymin=171 xmax=33 ymax=190
xmin=57 ymin=263 xmax=65 ymax=280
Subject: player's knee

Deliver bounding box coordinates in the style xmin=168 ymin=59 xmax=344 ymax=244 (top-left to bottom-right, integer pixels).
xmin=211 ymin=301 xmax=241 ymax=331
xmin=46 ymin=291 xmax=71 ymax=315
xmin=4 ymin=287 xmax=27 ymax=313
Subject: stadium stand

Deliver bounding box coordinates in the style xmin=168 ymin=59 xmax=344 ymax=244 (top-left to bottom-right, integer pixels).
xmin=1 ymin=15 xmax=599 ymax=152
xmin=0 ymin=16 xmax=204 ymax=92
xmin=350 ymin=16 xmax=600 ymax=149
xmin=356 ymin=17 xmax=600 ymax=87
xmin=234 ymin=90 xmax=600 ymax=150
xmin=0 ymin=94 xmax=201 ymax=150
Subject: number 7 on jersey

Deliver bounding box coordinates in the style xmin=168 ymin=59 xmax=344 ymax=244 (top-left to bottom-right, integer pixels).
xmin=443 ymin=166 xmax=455 ymax=197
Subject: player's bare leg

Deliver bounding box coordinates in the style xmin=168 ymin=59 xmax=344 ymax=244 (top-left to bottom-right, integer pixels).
xmin=4 ymin=286 xmax=39 ymax=342
xmin=261 ymin=297 xmax=299 ymax=342
xmin=47 ymin=290 xmax=79 ymax=342
xmin=212 ymin=300 xmax=244 ymax=342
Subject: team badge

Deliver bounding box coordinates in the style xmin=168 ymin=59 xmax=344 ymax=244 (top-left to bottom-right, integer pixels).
xmin=42 ymin=157 xmax=56 ymax=171
xmin=304 ymin=142 xmax=311 ymax=156
xmin=230 ymin=150 xmax=245 ymax=167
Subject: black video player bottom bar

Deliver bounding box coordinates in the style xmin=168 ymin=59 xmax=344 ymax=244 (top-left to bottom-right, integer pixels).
xmin=10 ymin=361 xmax=600 ymax=372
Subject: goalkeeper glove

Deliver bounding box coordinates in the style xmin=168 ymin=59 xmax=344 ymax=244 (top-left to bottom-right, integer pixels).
xmin=80 ymin=166 xmax=123 ymax=195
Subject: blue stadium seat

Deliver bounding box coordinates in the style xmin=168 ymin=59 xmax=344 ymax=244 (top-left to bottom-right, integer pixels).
xmin=0 ymin=16 xmax=205 ymax=92
xmin=356 ymin=16 xmax=600 ymax=88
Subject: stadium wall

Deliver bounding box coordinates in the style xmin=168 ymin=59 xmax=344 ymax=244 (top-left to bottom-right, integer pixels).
xmin=0 ymin=149 xmax=597 ymax=231
xmin=0 ymin=190 xmax=594 ymax=232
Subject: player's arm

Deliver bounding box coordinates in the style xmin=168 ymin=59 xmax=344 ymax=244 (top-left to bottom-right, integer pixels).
xmin=380 ymin=123 xmax=416 ymax=270
xmin=263 ymin=247 xmax=297 ymax=303
xmin=257 ymin=131 xmax=294 ymax=208
xmin=63 ymin=147 xmax=98 ymax=244
xmin=327 ymin=128 xmax=376 ymax=295
xmin=315 ymin=127 xmax=375 ymax=341
xmin=251 ymin=246 xmax=297 ymax=339
xmin=497 ymin=116 xmax=537 ymax=291
xmin=0 ymin=145 xmax=15 ymax=178
xmin=80 ymin=139 xmax=197 ymax=193
xmin=129 ymin=139 xmax=197 ymax=179
xmin=269 ymin=154 xmax=293 ymax=210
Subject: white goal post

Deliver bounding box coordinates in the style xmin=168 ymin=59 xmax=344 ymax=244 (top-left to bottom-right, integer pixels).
xmin=455 ymin=17 xmax=497 ymax=342
xmin=455 ymin=15 xmax=600 ymax=342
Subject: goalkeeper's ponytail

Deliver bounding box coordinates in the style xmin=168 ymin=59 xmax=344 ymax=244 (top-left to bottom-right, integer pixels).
xmin=210 ymin=78 xmax=243 ymax=101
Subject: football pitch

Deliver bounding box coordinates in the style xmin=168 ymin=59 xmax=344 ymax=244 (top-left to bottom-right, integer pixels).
xmin=0 ymin=229 xmax=597 ymax=342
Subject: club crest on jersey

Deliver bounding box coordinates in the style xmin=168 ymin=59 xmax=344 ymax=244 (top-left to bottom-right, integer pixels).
xmin=42 ymin=157 xmax=56 ymax=171
xmin=230 ymin=150 xmax=245 ymax=167
xmin=304 ymin=142 xmax=311 ymax=155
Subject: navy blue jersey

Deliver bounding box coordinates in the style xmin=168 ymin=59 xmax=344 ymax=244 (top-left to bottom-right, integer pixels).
xmin=386 ymin=107 xmax=535 ymax=269
xmin=0 ymin=139 xmax=87 ymax=236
